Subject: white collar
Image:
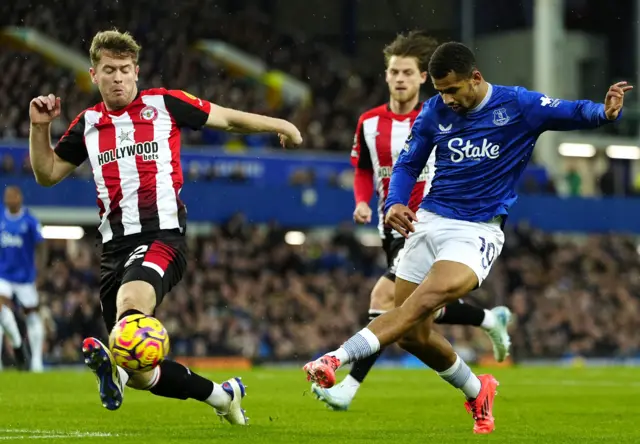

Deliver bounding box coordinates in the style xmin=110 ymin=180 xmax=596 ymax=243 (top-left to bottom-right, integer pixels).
xmin=468 ymin=83 xmax=493 ymax=114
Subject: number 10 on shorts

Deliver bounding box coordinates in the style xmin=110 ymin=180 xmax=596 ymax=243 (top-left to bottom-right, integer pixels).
xmin=479 ymin=237 xmax=496 ymax=270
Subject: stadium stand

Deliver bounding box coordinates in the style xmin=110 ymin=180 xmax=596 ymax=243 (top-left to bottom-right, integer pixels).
xmin=2 ymin=215 xmax=637 ymax=368
xmin=0 ymin=0 xmax=387 ymax=151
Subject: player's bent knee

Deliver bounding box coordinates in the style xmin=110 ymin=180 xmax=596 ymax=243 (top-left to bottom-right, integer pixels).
xmin=370 ymin=276 xmax=395 ymax=311
xmin=116 ymin=280 xmax=157 ymax=317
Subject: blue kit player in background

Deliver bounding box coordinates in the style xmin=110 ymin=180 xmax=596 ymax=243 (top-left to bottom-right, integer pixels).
xmin=0 ymin=186 xmax=46 ymax=372
xmin=304 ymin=42 xmax=632 ymax=434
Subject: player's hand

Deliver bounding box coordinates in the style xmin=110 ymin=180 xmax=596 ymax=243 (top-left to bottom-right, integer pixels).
xmin=30 ymin=94 xmax=61 ymax=125
xmin=385 ymin=204 xmax=417 ymax=239
xmin=353 ymin=202 xmax=372 ymax=224
xmin=604 ymin=81 xmax=633 ymax=120
xmin=279 ymin=123 xmax=303 ymax=148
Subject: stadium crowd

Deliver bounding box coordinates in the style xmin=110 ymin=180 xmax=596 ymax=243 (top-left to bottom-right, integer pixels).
xmin=2 ymin=214 xmax=637 ymax=367
xmin=0 ymin=0 xmax=386 ymax=152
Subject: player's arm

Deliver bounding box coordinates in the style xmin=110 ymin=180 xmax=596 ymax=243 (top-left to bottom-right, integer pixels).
xmin=384 ymin=109 xmax=433 ymax=238
xmin=519 ymin=82 xmax=633 ymax=132
xmin=350 ymin=116 xmax=374 ymax=224
xmin=164 ymin=90 xmax=302 ymax=148
xmin=29 ymin=95 xmax=85 ymax=187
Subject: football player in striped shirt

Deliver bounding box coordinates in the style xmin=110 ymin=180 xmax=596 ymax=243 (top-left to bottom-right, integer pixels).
xmin=29 ymin=29 xmax=302 ymax=425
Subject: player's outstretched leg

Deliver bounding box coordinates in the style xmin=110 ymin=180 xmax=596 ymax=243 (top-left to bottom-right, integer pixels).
xmin=304 ymin=261 xmax=480 ymax=385
xmin=82 ymin=327 xmax=248 ymax=424
xmin=126 ymin=354 xmax=248 ymax=425
xmin=312 ymin=276 xmax=394 ymax=411
xmin=304 ymin=262 xmax=500 ymax=433
xmin=94 ymin=279 xmax=250 ymax=425
xmin=435 ymin=302 xmax=513 ymax=362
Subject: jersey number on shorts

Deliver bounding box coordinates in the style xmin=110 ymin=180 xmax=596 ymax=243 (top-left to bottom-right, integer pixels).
xmin=479 ymin=237 xmax=496 ymax=269
xmin=124 ymin=245 xmax=149 ymax=268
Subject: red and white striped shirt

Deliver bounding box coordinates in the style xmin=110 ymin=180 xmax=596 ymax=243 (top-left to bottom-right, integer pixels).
xmin=54 ymin=88 xmax=211 ymax=243
xmin=351 ymin=104 xmax=430 ymax=238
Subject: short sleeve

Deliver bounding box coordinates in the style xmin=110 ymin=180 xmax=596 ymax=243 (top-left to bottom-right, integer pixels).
xmin=54 ymin=112 xmax=88 ymax=166
xmin=164 ymin=90 xmax=212 ymax=130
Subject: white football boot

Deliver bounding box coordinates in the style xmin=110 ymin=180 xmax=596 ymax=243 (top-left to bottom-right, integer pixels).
xmin=483 ymin=306 xmax=513 ymax=362
xmin=217 ymin=377 xmax=249 ymax=425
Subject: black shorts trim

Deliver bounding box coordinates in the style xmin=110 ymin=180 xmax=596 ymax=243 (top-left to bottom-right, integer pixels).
xmin=381 ymin=230 xmax=405 ymax=280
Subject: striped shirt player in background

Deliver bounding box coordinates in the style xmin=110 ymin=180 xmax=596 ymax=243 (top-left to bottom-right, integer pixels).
xmin=305 ymin=42 xmax=632 ymax=434
xmin=0 ymin=186 xmax=44 ymax=372
xmin=311 ymin=32 xmax=512 ymax=412
xmin=28 ymin=30 xmax=302 ymax=425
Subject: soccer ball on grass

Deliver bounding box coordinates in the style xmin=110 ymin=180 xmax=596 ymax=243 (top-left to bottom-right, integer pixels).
xmin=109 ymin=314 xmax=170 ymax=372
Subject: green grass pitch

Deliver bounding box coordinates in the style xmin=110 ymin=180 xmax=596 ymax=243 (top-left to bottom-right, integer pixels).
xmin=0 ymin=366 xmax=638 ymax=443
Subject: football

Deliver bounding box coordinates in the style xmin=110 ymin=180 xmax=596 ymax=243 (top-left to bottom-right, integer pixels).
xmin=109 ymin=314 xmax=170 ymax=372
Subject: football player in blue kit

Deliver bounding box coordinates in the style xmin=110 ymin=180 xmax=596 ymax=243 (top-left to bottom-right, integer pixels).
xmin=304 ymin=41 xmax=632 ymax=434
xmin=0 ymin=186 xmax=45 ymax=371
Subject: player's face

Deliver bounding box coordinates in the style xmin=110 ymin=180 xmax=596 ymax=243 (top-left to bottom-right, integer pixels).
xmin=432 ymin=70 xmax=483 ymax=113
xmin=90 ymin=51 xmax=139 ymax=111
xmin=3 ymin=187 xmax=22 ymax=214
xmin=385 ymin=56 xmax=427 ymax=104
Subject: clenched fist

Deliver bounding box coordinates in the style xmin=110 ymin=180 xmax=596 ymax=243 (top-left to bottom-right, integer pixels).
xmin=353 ymin=202 xmax=372 ymax=224
xmin=30 ymin=94 xmax=61 ymax=125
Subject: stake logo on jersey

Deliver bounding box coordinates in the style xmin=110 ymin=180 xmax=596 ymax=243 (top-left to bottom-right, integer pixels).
xmin=0 ymin=209 xmax=43 ymax=284
xmin=53 ymin=88 xmax=212 ymax=243
xmin=448 ymin=138 xmax=501 ymax=163
xmin=385 ymin=83 xmax=619 ymax=223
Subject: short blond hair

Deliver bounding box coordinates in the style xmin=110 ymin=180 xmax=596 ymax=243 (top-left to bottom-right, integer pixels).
xmin=89 ymin=29 xmax=141 ymax=66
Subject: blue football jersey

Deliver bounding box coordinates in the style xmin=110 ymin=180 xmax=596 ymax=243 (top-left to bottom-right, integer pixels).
xmin=0 ymin=208 xmax=43 ymax=283
xmin=385 ymin=83 xmax=618 ymax=222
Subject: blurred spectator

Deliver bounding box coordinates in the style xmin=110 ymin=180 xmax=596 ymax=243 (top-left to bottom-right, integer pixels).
xmin=0 ymin=0 xmax=388 ymax=151
xmin=2 ymin=215 xmax=638 ymax=367
xmin=1 ymin=154 xmax=16 ymax=175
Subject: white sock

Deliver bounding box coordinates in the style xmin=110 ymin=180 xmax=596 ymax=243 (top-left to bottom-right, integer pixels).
xmin=204 ymin=383 xmax=232 ymax=410
xmin=330 ymin=328 xmax=381 ymax=365
xmin=480 ymin=309 xmax=497 ymax=330
xmin=338 ymin=374 xmax=361 ymax=398
xmin=0 ymin=306 xmax=21 ymax=348
xmin=437 ymin=354 xmax=482 ymax=399
xmin=0 ymin=326 xmax=4 ymax=371
xmin=117 ymin=365 xmax=131 ymax=388
xmin=26 ymin=312 xmax=44 ymax=372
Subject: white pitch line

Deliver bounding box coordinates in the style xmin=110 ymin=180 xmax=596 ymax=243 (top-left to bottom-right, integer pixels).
xmin=0 ymin=430 xmax=118 ymax=440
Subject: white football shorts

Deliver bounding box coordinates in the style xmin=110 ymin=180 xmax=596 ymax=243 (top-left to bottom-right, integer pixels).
xmin=395 ymin=209 xmax=505 ymax=287
xmin=0 ymin=278 xmax=39 ymax=308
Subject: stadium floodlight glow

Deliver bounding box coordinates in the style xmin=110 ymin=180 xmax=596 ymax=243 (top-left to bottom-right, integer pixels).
xmin=558 ymin=143 xmax=596 ymax=158
xmin=605 ymin=145 xmax=640 ymax=160
xmin=284 ymin=231 xmax=306 ymax=246
xmin=41 ymin=225 xmax=85 ymax=240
